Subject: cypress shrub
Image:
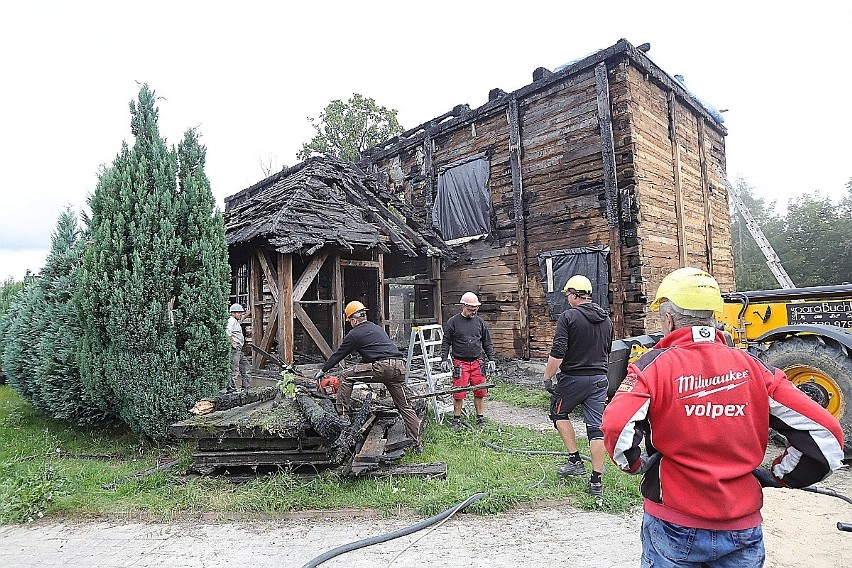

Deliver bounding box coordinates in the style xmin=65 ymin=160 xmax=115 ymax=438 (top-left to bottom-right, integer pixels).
xmin=34 ymin=209 xmax=112 ymax=425
xmin=77 ymin=85 xmax=229 ymax=440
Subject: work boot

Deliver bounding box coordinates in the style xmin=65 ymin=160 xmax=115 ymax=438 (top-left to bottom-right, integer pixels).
xmin=412 ymin=444 xmax=424 ymax=455
xmin=588 ymin=478 xmax=604 ymax=499
xmin=450 ymin=416 xmax=462 ymax=431
xmin=476 ymin=416 xmax=486 ymax=427
xmin=557 ymin=460 xmax=586 ymax=476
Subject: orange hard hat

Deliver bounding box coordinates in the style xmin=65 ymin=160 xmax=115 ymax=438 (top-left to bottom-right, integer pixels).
xmin=344 ymin=300 xmax=367 ymax=319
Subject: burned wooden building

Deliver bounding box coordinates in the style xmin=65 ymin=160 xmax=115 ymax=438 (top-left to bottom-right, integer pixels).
xmin=224 ymin=157 xmax=451 ymax=365
xmin=359 ymin=38 xmax=735 ymax=359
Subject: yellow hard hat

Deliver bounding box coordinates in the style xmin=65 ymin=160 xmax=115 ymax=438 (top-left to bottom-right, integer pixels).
xmin=344 ymin=300 xmax=367 ymax=319
xmin=562 ymin=275 xmax=592 ymax=294
xmin=649 ymin=267 xmax=723 ymax=313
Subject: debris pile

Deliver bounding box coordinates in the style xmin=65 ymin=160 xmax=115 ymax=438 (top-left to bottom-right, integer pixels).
xmin=171 ymin=380 xmax=439 ymax=479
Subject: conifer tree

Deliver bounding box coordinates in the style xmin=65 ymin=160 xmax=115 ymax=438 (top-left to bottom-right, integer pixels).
xmin=34 ymin=209 xmax=111 ymax=424
xmin=77 ymin=85 xmax=229 ymax=440
xmin=2 ymin=274 xmax=42 ymax=400
xmin=173 ymin=129 xmax=230 ymax=406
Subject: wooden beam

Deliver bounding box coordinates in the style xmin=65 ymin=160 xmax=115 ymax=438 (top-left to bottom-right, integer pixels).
xmin=384 ymin=277 xmax=434 ymax=285
xmin=668 ymin=91 xmax=687 ymax=267
xmin=431 ymin=256 xmax=443 ymax=324
xmin=332 ymin=253 xmax=344 ymax=347
xmin=339 ymin=259 xmax=380 ymax=268
xmin=378 ymin=252 xmax=386 ymax=328
xmin=250 ymin=253 xmax=263 ymax=367
xmin=294 ymin=302 xmax=333 ymax=358
xmin=423 ymin=134 xmax=434 ymax=229
xmin=259 ymin=304 xmax=278 ymax=357
xmin=507 ymin=96 xmax=530 ymax=358
xmin=697 ymin=118 xmax=714 ymax=273
xmin=278 ymin=253 xmax=293 ymax=364
xmin=292 ymin=251 xmax=329 ymax=302
xmin=596 ymin=62 xmax=626 ymax=338
xmin=256 ymin=250 xmax=279 ymax=303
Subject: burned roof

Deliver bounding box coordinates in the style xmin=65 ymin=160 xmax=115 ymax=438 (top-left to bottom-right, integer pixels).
xmin=361 ymin=38 xmax=727 ymax=163
xmin=224 ymin=156 xmax=449 ymax=257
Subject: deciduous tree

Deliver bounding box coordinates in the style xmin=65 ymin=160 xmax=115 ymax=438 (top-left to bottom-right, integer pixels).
xmin=297 ymin=94 xmax=403 ymax=162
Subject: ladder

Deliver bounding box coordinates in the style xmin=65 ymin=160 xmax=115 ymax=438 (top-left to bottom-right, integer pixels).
xmin=717 ymin=168 xmax=795 ymax=289
xmin=404 ymin=324 xmax=453 ymax=422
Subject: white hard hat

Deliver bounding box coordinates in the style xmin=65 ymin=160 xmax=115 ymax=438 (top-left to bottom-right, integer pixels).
xmin=460 ymin=292 xmax=481 ymax=306
xmin=229 ymin=303 xmax=245 ymax=312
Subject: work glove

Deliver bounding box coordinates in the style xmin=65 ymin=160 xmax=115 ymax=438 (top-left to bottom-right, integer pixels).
xmin=543 ymin=377 xmax=556 ymax=394
xmin=629 ymin=452 xmax=657 ymax=475
xmin=752 ymin=467 xmax=783 ymax=488
xmin=314 ymin=370 xmax=326 ymax=380
xmin=440 ymin=359 xmax=452 ymax=373
xmin=486 ymin=360 xmax=496 ymax=375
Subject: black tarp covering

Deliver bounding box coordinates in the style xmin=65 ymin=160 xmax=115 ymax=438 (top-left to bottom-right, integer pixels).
xmin=538 ymin=246 xmax=609 ymax=320
xmin=432 ymin=158 xmax=491 ymax=240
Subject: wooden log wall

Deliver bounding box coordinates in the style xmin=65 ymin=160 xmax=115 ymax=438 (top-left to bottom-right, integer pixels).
xmin=367 ymin=54 xmax=733 ymax=358
xmin=622 ymin=63 xmax=734 ymax=334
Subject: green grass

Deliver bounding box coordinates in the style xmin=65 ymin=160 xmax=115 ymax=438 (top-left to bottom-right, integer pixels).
xmin=487 ymin=379 xmax=551 ymax=409
xmin=0 ymin=386 xmax=641 ymax=524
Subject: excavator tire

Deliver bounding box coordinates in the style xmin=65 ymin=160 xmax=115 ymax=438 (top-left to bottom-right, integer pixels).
xmin=759 ymin=335 xmax=852 ymax=460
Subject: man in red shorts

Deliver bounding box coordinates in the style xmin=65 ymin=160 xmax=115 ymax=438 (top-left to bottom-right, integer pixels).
xmin=440 ymin=292 xmax=496 ymax=429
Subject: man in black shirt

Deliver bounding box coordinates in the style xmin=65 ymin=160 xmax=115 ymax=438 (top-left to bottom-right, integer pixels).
xmin=542 ymin=275 xmax=613 ymax=499
xmin=440 ymin=292 xmax=496 ymax=429
xmin=317 ymin=301 xmax=422 ymax=451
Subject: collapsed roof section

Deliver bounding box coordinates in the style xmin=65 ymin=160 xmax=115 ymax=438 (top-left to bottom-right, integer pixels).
xmin=361 ymin=38 xmax=726 ymax=163
xmin=224 ymin=156 xmax=451 ymax=259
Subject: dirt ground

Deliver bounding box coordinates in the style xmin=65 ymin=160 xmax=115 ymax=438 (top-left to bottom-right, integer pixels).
xmin=1 ymin=400 xmax=850 ymax=567
xmin=486 ymin=400 xmax=852 ymax=567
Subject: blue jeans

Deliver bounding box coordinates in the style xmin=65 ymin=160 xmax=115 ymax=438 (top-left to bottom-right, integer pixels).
xmin=641 ymin=513 xmax=765 ymax=567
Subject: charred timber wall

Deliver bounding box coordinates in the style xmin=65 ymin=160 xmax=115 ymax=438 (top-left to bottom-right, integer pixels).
xmin=363 ymin=43 xmax=733 ymax=358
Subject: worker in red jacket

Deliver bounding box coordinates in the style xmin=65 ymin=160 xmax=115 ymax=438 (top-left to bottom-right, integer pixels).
xmin=602 ymin=267 xmax=844 ymax=567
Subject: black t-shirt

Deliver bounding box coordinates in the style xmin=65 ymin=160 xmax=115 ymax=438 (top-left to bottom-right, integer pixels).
xmin=550 ymin=302 xmax=613 ymax=375
xmin=322 ymin=321 xmax=404 ymax=372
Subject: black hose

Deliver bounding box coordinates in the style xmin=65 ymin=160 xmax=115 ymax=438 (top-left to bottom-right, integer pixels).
xmin=481 ymin=440 xmax=603 ymax=472
xmin=300 ymin=492 xmax=488 ymax=568
xmin=800 ymin=485 xmax=852 ymax=504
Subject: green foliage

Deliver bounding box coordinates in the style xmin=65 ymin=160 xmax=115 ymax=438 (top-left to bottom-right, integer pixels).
xmin=278 ymin=372 xmax=296 ymax=397
xmin=173 ymin=129 xmax=231 ymax=408
xmin=76 ymin=85 xmax=230 ymax=441
xmin=1 ymin=275 xmax=42 ymax=400
xmin=0 ymin=464 xmax=65 ymax=524
xmin=29 ymin=209 xmax=110 ymax=424
xmin=0 ymin=277 xmax=23 ymax=316
xmin=730 ymin=177 xmax=785 ymax=291
xmin=297 ymin=94 xmax=403 ymax=162
xmin=780 ymin=188 xmax=852 ymax=287
xmin=731 ymin=177 xmax=852 ymax=290
xmin=0 ymin=385 xmax=641 ymax=523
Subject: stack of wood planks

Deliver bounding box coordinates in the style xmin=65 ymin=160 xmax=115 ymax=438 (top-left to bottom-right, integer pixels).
xmin=171 ymin=387 xmax=442 ymax=479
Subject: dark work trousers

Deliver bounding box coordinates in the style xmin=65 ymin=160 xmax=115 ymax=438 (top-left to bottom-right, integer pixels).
xmin=337 ymin=358 xmax=421 ymax=444
xmin=229 ymin=347 xmax=251 ymax=390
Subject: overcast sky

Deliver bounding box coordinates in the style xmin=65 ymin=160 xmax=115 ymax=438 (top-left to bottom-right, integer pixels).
xmin=2 ymin=1 xmax=850 ymax=281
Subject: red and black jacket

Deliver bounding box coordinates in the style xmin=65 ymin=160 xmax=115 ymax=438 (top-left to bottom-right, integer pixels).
xmin=602 ymin=326 xmax=844 ymax=530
